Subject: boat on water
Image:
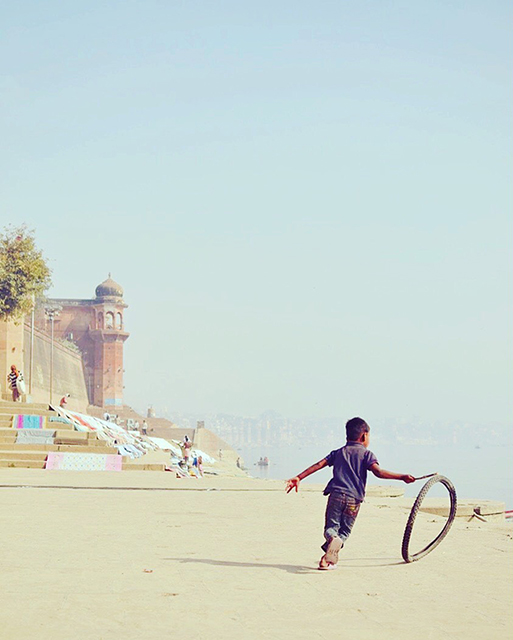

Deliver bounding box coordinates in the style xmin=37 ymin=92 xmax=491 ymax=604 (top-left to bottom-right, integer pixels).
xmin=256 ymin=457 xmax=269 ymax=467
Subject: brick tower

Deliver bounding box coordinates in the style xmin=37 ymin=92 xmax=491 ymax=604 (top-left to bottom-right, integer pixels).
xmin=37 ymin=275 xmax=129 ymax=408
xmin=89 ymin=276 xmax=129 ymax=407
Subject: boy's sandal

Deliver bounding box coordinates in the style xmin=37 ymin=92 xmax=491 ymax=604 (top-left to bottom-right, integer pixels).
xmin=318 ymin=554 xmax=338 ymax=571
xmin=324 ymin=536 xmax=343 ymax=565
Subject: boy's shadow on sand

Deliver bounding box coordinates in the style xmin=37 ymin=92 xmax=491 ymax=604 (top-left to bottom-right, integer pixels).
xmin=164 ymin=557 xmax=404 ymax=574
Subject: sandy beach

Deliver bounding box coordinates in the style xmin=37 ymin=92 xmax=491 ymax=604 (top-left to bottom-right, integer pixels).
xmin=0 ymin=469 xmax=511 ymax=640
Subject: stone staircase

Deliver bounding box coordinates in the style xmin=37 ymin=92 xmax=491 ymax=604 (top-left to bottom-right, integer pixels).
xmin=0 ymin=401 xmax=164 ymax=471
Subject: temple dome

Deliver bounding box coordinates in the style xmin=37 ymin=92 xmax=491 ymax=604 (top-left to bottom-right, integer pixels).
xmin=95 ymin=275 xmax=123 ymax=299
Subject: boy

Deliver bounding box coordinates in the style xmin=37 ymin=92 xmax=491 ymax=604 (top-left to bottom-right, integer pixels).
xmin=286 ymin=417 xmax=415 ymax=570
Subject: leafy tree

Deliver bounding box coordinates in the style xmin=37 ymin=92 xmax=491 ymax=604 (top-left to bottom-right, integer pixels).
xmin=0 ymin=225 xmax=52 ymax=321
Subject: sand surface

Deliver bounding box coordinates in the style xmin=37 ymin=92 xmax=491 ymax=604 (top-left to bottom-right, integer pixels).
xmin=0 ymin=469 xmax=511 ymax=640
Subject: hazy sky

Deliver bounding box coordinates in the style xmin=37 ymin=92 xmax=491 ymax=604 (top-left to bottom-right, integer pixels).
xmin=2 ymin=1 xmax=511 ymax=425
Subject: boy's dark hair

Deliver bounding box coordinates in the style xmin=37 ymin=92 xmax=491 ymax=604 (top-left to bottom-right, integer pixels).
xmin=346 ymin=417 xmax=370 ymax=441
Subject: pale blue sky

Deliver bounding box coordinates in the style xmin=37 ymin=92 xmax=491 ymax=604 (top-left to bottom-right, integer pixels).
xmin=1 ymin=1 xmax=511 ymax=424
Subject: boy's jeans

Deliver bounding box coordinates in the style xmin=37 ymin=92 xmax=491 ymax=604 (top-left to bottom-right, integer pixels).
xmin=322 ymin=491 xmax=361 ymax=552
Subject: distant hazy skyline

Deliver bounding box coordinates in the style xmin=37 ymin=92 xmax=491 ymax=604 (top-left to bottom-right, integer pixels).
xmin=2 ymin=1 xmax=511 ymax=425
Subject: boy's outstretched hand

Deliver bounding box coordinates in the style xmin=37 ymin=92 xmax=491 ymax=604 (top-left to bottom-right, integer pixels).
xmin=402 ymin=475 xmax=416 ymax=484
xmin=285 ymin=477 xmax=300 ymax=493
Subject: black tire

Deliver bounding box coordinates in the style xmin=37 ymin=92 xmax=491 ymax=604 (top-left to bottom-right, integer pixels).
xmin=401 ymin=474 xmax=457 ymax=563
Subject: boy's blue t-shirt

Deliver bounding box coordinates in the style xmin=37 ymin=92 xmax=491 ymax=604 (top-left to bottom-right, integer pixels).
xmin=323 ymin=442 xmax=378 ymax=501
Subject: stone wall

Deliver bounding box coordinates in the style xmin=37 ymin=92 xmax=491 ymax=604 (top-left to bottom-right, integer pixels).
xmin=22 ymin=325 xmax=89 ymax=411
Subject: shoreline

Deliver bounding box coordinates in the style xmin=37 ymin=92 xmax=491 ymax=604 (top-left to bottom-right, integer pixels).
xmin=0 ymin=468 xmax=507 ymax=522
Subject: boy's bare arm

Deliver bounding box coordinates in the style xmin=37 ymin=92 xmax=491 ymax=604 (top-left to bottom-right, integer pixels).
xmin=369 ymin=463 xmax=415 ymax=483
xmin=285 ymin=458 xmax=328 ymax=493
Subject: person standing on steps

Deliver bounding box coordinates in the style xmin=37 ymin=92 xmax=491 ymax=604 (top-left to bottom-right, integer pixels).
xmin=7 ymin=365 xmax=21 ymax=402
xmin=197 ymin=455 xmax=204 ymax=478
xmin=182 ymin=435 xmax=192 ymax=466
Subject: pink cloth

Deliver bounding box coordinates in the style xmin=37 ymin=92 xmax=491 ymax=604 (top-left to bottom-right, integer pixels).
xmin=105 ymin=456 xmax=123 ymax=471
xmin=45 ymin=453 xmax=64 ymax=470
xmin=45 ymin=452 xmax=122 ymax=471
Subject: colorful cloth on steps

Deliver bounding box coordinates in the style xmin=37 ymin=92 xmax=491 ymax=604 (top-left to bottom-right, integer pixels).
xmin=15 ymin=415 xmax=45 ymax=429
xmin=45 ymin=452 xmax=122 ymax=471
xmin=16 ymin=429 xmax=55 ymax=445
xmin=117 ymin=444 xmax=144 ymax=458
xmin=47 ymin=415 xmax=73 ymax=426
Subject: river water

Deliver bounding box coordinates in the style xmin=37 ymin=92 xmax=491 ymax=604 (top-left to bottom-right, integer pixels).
xmin=239 ymin=440 xmax=513 ymax=508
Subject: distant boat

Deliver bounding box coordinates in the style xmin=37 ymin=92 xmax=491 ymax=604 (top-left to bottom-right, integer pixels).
xmin=256 ymin=457 xmax=269 ymax=467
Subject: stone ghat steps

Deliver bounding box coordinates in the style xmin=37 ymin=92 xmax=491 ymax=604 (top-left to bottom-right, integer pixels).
xmin=0 ymin=409 xmax=60 ymax=418
xmin=0 ymin=401 xmax=50 ymax=411
xmin=0 ymin=418 xmax=75 ymax=430
xmin=0 ymin=435 xmax=104 ymax=447
xmin=0 ymin=456 xmax=165 ymax=471
xmin=0 ymin=430 xmax=104 ymax=451
xmin=0 ymin=429 xmax=93 ymax=442
xmin=0 ymin=403 xmax=57 ymax=417
xmin=0 ymin=459 xmax=47 ymax=469
xmin=0 ymin=436 xmax=110 ymax=449
xmin=0 ymin=451 xmax=49 ymax=461
xmin=0 ymin=442 xmax=117 ymax=454
xmin=123 ymin=463 xmax=165 ymax=471
xmin=0 ymin=404 xmax=165 ymax=471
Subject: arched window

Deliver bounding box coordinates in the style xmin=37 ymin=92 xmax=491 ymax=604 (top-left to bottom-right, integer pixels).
xmin=116 ymin=312 xmax=123 ymax=329
xmin=106 ymin=312 xmax=114 ymax=329
xmin=97 ymin=312 xmax=104 ymax=329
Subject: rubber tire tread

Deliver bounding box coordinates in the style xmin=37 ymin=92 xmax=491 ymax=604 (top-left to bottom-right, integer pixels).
xmin=401 ymin=474 xmax=457 ymax=563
